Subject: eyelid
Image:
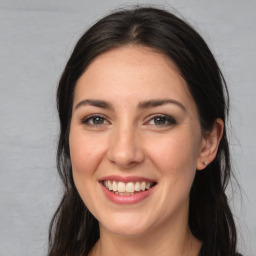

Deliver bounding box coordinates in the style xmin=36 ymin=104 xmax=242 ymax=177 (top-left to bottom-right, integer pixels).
xmin=80 ymin=113 xmax=176 ymax=127
xmin=81 ymin=114 xmax=110 ymax=126
xmin=144 ymin=114 xmax=177 ymax=126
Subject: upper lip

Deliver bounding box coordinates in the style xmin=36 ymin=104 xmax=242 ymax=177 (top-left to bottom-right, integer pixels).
xmin=99 ymin=175 xmax=157 ymax=183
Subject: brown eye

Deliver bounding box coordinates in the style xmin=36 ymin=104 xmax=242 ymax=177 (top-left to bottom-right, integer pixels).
xmin=91 ymin=116 xmax=105 ymax=125
xmin=148 ymin=115 xmax=176 ymax=126
xmin=81 ymin=115 xmax=108 ymax=126
xmin=154 ymin=116 xmax=167 ymax=125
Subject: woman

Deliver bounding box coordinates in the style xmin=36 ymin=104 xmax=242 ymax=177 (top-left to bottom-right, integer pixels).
xmin=48 ymin=6 xmax=241 ymax=256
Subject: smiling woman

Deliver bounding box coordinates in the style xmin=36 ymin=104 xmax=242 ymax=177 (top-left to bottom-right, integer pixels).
xmin=48 ymin=6 xmax=242 ymax=256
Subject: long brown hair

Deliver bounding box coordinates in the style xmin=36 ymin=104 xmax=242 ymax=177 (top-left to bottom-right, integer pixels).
xmin=48 ymin=6 xmax=239 ymax=256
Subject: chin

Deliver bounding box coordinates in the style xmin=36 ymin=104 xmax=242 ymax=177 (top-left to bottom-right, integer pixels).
xmin=99 ymin=212 xmax=154 ymax=237
xmin=103 ymin=224 xmax=149 ymax=237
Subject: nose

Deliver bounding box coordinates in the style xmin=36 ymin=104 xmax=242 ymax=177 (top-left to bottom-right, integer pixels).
xmin=107 ymin=125 xmax=145 ymax=169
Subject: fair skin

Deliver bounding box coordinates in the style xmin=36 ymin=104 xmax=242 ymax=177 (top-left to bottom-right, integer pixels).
xmin=69 ymin=46 xmax=223 ymax=256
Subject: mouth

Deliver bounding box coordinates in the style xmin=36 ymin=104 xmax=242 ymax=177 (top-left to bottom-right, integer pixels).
xmin=101 ymin=180 xmax=157 ymax=196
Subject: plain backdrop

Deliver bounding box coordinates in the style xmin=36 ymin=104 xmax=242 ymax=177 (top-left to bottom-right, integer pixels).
xmin=0 ymin=0 xmax=255 ymax=255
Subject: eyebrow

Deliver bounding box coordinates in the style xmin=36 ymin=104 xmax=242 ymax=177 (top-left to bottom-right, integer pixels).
xmin=75 ymin=99 xmax=113 ymax=110
xmin=138 ymin=99 xmax=186 ymax=111
xmin=75 ymin=98 xmax=186 ymax=111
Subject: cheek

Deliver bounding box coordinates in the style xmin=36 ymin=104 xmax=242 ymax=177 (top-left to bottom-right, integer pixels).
xmin=69 ymin=129 xmax=108 ymax=213
xmin=147 ymin=132 xmax=200 ymax=175
xmin=146 ymin=133 xmax=201 ymax=216
xmin=69 ymin=129 xmax=107 ymax=176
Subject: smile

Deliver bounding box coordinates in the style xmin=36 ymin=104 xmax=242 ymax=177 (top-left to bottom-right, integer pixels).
xmin=103 ymin=180 xmax=155 ymax=195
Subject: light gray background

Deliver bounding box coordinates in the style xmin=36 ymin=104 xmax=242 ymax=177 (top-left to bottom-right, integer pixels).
xmin=0 ymin=0 xmax=255 ymax=255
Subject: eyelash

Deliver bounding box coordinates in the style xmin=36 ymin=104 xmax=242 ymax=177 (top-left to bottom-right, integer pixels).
xmin=146 ymin=114 xmax=177 ymax=126
xmin=81 ymin=114 xmax=176 ymax=128
xmin=81 ymin=114 xmax=109 ymax=126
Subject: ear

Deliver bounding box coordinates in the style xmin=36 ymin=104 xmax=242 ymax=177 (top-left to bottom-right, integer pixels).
xmin=196 ymin=118 xmax=224 ymax=170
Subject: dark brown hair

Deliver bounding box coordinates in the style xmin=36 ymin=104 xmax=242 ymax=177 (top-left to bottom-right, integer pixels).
xmin=48 ymin=6 xmax=239 ymax=256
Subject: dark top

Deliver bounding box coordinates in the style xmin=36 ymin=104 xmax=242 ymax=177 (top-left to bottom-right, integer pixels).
xmin=198 ymin=246 xmax=242 ymax=256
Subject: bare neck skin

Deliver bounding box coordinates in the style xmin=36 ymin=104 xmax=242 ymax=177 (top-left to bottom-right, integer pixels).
xmin=89 ymin=208 xmax=201 ymax=256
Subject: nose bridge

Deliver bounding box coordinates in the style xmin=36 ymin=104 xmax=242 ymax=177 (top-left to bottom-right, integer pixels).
xmin=107 ymin=121 xmax=144 ymax=168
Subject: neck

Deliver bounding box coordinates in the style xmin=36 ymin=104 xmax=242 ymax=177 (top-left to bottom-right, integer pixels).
xmin=90 ymin=219 xmax=201 ymax=256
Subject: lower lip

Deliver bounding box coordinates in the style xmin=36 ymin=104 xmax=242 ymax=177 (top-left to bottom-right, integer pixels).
xmin=101 ymin=183 xmax=155 ymax=205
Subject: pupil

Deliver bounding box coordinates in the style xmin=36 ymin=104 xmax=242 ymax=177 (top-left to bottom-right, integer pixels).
xmin=94 ymin=117 xmax=103 ymax=124
xmin=155 ymin=117 xmax=165 ymax=125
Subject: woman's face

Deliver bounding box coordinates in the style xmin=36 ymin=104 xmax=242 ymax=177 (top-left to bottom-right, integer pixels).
xmin=69 ymin=46 xmax=207 ymax=237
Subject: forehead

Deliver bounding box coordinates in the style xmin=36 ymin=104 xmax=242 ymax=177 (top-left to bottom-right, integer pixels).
xmin=74 ymin=46 xmax=196 ymax=110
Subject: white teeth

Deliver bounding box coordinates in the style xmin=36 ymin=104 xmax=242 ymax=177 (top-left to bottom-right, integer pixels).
xmin=117 ymin=182 xmax=126 ymax=192
xmin=134 ymin=181 xmax=141 ymax=191
xmin=126 ymin=182 xmax=134 ymax=193
xmin=141 ymin=181 xmax=146 ymax=191
xmin=107 ymin=180 xmax=113 ymax=190
xmin=104 ymin=180 xmax=153 ymax=193
xmin=112 ymin=181 xmax=118 ymax=191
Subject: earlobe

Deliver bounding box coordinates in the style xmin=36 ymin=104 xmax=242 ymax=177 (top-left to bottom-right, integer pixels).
xmin=196 ymin=118 xmax=224 ymax=170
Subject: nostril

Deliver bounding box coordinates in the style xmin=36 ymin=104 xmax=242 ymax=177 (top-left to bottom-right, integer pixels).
xmin=107 ymin=132 xmax=145 ymax=167
xmin=107 ymin=146 xmax=145 ymax=168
